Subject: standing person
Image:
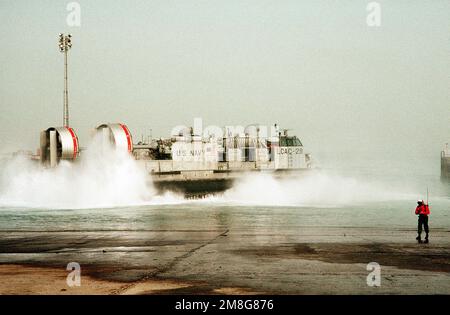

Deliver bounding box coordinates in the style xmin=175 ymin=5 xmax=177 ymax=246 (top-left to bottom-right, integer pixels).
xmin=415 ymin=200 xmax=430 ymax=243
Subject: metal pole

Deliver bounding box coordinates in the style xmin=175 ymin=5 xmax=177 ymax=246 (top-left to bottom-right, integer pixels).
xmin=64 ymin=49 xmax=69 ymax=127
xmin=59 ymin=33 xmax=71 ymax=127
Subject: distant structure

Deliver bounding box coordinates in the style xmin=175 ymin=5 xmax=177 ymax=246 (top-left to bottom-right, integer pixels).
xmin=58 ymin=33 xmax=72 ymax=127
xmin=442 ymin=143 xmax=450 ymax=180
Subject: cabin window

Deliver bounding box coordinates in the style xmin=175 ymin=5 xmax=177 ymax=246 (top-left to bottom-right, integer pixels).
xmin=279 ymin=137 xmax=302 ymax=147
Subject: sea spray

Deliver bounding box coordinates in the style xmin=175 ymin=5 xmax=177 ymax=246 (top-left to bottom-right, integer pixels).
xmin=0 ymin=135 xmax=182 ymax=209
xmin=214 ymin=171 xmax=417 ymax=207
xmin=0 ymin=138 xmax=421 ymax=209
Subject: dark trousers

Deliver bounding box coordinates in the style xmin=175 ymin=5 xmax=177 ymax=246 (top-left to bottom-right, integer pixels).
xmin=417 ymin=215 xmax=429 ymax=238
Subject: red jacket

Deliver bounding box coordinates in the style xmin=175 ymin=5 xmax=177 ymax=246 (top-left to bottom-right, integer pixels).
xmin=415 ymin=204 xmax=430 ymax=216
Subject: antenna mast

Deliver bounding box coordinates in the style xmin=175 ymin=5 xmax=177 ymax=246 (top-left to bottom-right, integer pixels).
xmin=59 ymin=33 xmax=72 ymax=127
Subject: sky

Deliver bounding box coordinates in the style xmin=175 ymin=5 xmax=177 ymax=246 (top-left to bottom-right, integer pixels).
xmin=0 ymin=0 xmax=449 ymax=174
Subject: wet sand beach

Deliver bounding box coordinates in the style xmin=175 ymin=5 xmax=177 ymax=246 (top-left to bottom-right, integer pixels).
xmin=0 ymin=225 xmax=449 ymax=294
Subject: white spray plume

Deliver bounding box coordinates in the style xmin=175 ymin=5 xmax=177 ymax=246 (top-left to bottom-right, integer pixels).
xmin=0 ymin=134 xmax=183 ymax=209
xmin=213 ymin=172 xmax=416 ymax=207
xmin=0 ymin=134 xmax=419 ymax=209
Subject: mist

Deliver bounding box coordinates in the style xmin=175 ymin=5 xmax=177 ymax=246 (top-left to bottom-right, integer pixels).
xmin=217 ymin=172 xmax=417 ymax=207
xmin=0 ymin=135 xmax=183 ymax=209
xmin=0 ymin=141 xmax=428 ymax=210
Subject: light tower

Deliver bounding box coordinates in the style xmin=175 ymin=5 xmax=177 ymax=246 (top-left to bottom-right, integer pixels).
xmin=58 ymin=33 xmax=72 ymax=127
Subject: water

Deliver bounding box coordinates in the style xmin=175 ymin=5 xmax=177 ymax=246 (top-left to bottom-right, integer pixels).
xmin=0 ymin=199 xmax=449 ymax=233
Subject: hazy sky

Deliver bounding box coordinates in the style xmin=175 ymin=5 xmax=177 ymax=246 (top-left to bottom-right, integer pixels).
xmin=1 ymin=0 xmax=449 ymax=170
